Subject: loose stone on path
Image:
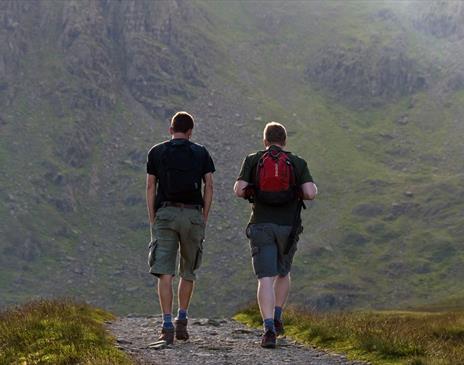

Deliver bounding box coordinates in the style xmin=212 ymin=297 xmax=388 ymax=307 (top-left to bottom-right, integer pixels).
xmin=108 ymin=316 xmax=369 ymax=365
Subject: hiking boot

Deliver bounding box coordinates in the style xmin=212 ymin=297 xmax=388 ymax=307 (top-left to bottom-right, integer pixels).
xmin=260 ymin=329 xmax=276 ymax=348
xmin=174 ymin=318 xmax=189 ymax=340
xmin=158 ymin=327 xmax=174 ymax=345
xmin=274 ymin=319 xmax=285 ymax=336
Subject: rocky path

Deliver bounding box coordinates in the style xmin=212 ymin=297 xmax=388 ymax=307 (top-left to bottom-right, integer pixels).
xmin=108 ymin=316 xmax=368 ymax=365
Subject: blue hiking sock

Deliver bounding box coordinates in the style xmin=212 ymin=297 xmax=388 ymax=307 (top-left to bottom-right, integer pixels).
xmin=263 ymin=318 xmax=275 ymax=333
xmin=274 ymin=306 xmax=283 ymax=321
xmin=162 ymin=313 xmax=174 ymax=329
xmin=177 ymin=309 xmax=188 ymax=320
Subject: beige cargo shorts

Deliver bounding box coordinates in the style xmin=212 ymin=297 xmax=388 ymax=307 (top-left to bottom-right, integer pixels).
xmin=148 ymin=206 xmax=205 ymax=281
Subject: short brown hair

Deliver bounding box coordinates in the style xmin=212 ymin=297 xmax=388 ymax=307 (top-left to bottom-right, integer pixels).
xmin=264 ymin=122 xmax=287 ymax=145
xmin=171 ymin=111 xmax=194 ymax=133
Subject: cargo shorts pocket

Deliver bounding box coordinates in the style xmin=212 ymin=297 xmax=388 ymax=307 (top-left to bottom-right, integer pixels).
xmin=193 ymin=240 xmax=204 ymax=270
xmin=247 ymin=225 xmax=260 ymax=256
xmin=148 ymin=240 xmax=158 ymax=267
xmin=155 ymin=210 xmax=177 ymax=227
xmin=190 ymin=215 xmax=205 ymax=227
xmin=190 ymin=215 xmax=205 ymax=243
xmin=245 ymin=224 xmax=252 ymax=239
xmin=250 ymin=245 xmax=260 ymax=257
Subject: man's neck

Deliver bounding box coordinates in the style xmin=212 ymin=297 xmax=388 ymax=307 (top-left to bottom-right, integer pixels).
xmin=266 ymin=144 xmax=284 ymax=149
xmin=172 ymin=133 xmax=189 ymax=140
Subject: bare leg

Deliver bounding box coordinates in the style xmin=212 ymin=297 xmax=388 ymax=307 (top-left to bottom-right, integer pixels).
xmin=257 ymin=276 xmax=276 ymax=320
xmin=178 ymin=277 xmax=195 ymax=311
xmin=274 ymin=273 xmax=291 ymax=308
xmin=158 ymin=274 xmax=174 ymax=314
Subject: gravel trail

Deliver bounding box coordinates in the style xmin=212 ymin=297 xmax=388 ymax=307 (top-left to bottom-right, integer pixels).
xmin=108 ymin=316 xmax=369 ymax=365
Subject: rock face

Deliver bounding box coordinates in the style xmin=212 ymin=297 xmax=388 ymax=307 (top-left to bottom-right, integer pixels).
xmin=306 ymin=42 xmax=427 ymax=107
xmin=0 ymin=0 xmax=209 ymax=114
xmin=107 ymin=0 xmax=209 ymax=116
xmin=414 ymin=0 xmax=464 ymax=39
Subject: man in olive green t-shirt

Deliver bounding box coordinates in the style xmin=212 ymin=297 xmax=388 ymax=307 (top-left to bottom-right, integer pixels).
xmin=234 ymin=122 xmax=317 ymax=348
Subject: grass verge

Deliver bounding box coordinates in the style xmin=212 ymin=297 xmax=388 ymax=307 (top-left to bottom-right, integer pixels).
xmin=0 ymin=299 xmax=133 ymax=365
xmin=234 ymin=304 xmax=464 ymax=365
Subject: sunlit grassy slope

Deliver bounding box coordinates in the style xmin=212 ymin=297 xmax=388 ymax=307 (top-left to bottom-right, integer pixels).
xmin=236 ymin=304 xmax=464 ymax=365
xmin=0 ymin=299 xmax=132 ymax=365
xmin=198 ymin=0 xmax=464 ymax=311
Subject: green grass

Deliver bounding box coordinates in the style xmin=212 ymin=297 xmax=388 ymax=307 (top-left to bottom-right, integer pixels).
xmin=0 ymin=299 xmax=133 ymax=365
xmin=235 ymin=304 xmax=464 ymax=365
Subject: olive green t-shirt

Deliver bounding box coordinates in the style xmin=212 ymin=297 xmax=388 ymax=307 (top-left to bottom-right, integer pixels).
xmin=237 ymin=145 xmax=314 ymax=225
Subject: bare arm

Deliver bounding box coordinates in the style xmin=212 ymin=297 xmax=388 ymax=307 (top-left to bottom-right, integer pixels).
xmin=301 ymin=182 xmax=318 ymax=200
xmin=146 ymin=174 xmax=157 ymax=225
xmin=203 ymin=172 xmax=213 ymax=223
xmin=233 ymin=180 xmax=249 ymax=198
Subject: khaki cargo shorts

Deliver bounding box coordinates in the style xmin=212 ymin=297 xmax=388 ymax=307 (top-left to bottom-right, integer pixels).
xmin=148 ymin=206 xmax=205 ymax=281
xmin=246 ymin=223 xmax=300 ymax=279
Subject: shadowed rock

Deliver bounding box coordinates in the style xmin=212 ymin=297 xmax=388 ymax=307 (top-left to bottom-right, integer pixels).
xmin=413 ymin=1 xmax=464 ymax=39
xmin=306 ymin=42 xmax=427 ymax=107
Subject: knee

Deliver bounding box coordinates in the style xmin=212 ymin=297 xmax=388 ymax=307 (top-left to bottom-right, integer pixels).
xmin=180 ymin=277 xmax=194 ymax=285
xmin=158 ymin=274 xmax=174 ymax=284
xmin=258 ymin=276 xmax=277 ymax=287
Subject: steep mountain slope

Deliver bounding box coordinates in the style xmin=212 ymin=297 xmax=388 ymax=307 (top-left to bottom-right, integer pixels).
xmin=0 ymin=0 xmax=223 ymax=312
xmin=0 ymin=0 xmax=463 ymax=315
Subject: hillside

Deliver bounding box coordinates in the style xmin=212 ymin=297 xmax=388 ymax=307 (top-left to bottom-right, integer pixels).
xmin=0 ymin=0 xmax=463 ymax=316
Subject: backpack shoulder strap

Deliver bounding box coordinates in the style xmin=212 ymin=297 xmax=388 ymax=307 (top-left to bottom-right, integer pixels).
xmin=254 ymin=150 xmax=268 ymax=184
xmin=282 ymin=151 xmax=298 ymax=186
xmin=160 ymin=141 xmax=173 ymax=164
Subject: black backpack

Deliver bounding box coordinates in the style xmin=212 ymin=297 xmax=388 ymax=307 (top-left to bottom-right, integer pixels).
xmin=160 ymin=141 xmax=201 ymax=202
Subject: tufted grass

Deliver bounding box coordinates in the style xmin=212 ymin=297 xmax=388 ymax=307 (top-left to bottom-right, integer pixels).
xmin=0 ymin=299 xmax=133 ymax=365
xmin=235 ymin=304 xmax=464 ymax=365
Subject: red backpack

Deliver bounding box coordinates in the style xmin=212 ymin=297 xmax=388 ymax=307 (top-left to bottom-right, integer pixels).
xmin=253 ymin=148 xmax=297 ymax=205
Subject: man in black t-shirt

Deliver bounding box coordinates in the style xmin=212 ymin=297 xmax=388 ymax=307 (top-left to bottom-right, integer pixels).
xmin=234 ymin=122 xmax=317 ymax=348
xmin=146 ymin=111 xmax=215 ymax=344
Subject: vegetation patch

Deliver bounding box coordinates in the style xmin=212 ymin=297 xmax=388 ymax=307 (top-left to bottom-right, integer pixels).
xmin=235 ymin=304 xmax=464 ymax=364
xmin=0 ymin=299 xmax=132 ymax=365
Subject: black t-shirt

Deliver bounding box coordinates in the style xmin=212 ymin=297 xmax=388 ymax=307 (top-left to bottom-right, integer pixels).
xmin=147 ymin=139 xmax=215 ymax=209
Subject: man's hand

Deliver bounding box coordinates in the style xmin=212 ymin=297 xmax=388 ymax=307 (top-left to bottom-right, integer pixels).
xmin=243 ymin=184 xmax=255 ymax=199
xmin=233 ymin=180 xmax=249 ymax=198
xmin=149 ymin=213 xmax=156 ymax=241
xmin=146 ymin=174 xmax=157 ymax=239
xmin=301 ymin=182 xmax=318 ymax=200
xmin=202 ymin=172 xmax=213 ymax=224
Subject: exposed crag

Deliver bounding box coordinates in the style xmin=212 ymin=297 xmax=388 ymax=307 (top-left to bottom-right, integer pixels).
xmin=306 ymin=41 xmax=427 ymax=107
xmin=414 ymin=0 xmax=464 ymax=39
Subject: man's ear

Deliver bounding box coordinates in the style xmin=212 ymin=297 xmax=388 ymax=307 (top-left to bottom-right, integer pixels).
xmin=263 ymin=139 xmax=269 ymax=147
xmin=187 ymin=129 xmax=193 ymax=139
xmin=169 ymin=127 xmax=174 ymax=135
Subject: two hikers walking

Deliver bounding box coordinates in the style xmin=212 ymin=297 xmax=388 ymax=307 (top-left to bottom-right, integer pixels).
xmin=146 ymin=113 xmax=316 ymax=348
